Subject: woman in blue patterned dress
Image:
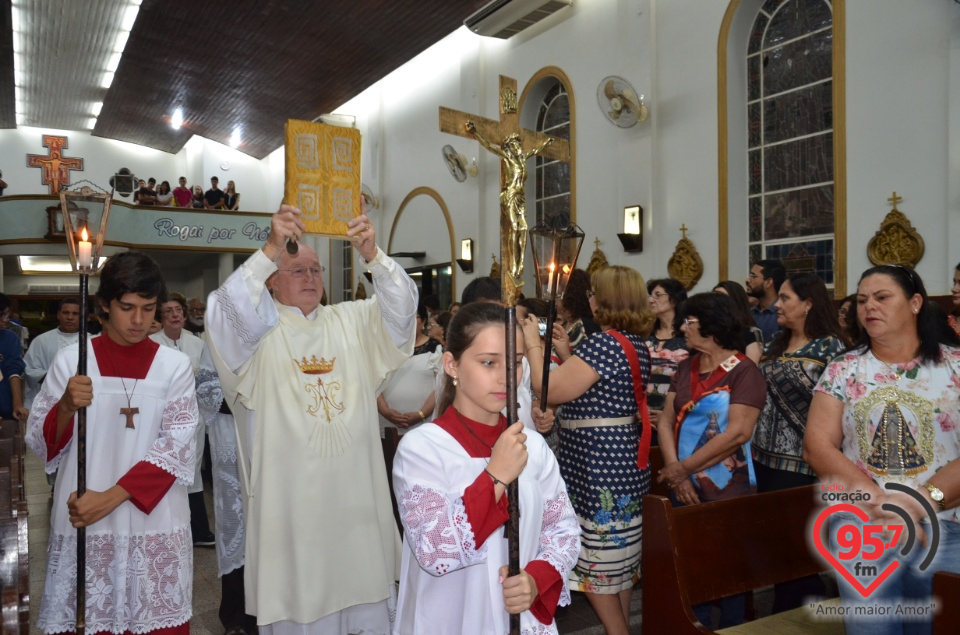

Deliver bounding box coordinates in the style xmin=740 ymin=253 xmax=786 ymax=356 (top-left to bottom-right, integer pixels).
xmin=522 ymin=265 xmax=654 ymax=635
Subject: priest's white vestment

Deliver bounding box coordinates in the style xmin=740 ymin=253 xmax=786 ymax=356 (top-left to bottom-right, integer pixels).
xmin=205 ymin=247 xmax=415 ymax=630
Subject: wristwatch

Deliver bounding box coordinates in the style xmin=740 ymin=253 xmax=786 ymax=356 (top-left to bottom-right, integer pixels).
xmin=922 ymin=483 xmax=946 ymax=511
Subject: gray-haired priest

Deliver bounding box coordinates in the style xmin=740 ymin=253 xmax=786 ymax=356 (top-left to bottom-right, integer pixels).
xmin=206 ymin=203 xmax=416 ymax=634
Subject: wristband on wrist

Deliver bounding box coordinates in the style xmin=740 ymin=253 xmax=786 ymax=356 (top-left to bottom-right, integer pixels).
xmin=485 ymin=468 xmax=507 ymax=488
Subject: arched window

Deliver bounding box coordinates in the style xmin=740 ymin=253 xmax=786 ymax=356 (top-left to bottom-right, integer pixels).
xmin=535 ymin=80 xmax=571 ymax=229
xmin=746 ymin=0 xmax=836 ymax=285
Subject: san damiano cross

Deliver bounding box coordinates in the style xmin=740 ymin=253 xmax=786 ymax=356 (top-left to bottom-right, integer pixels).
xmin=440 ymin=75 xmax=570 ymax=305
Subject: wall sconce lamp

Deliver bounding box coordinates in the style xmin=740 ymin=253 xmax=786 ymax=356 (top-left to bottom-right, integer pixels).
xmin=617 ymin=205 xmax=643 ymax=253
xmin=457 ymin=238 xmax=474 ymax=273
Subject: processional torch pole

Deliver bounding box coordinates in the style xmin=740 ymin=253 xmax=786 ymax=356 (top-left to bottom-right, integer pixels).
xmin=530 ymin=223 xmax=586 ymax=405
xmin=502 ymin=271 xmax=522 ymax=635
xmin=59 ymin=183 xmax=115 ymax=635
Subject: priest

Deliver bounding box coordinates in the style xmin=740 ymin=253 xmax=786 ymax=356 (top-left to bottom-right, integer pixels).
xmin=26 ymin=251 xmax=199 ymax=634
xmin=205 ymin=204 xmax=416 ymax=633
xmin=23 ymin=296 xmax=81 ymax=408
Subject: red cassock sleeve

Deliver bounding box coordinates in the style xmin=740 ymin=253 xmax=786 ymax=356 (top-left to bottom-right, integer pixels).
xmin=461 ymin=471 xmax=510 ymax=547
xmin=461 ymin=472 xmax=561 ymax=624
xmin=42 ymin=403 xmax=73 ymax=461
xmin=117 ymin=462 xmax=177 ymax=515
xmin=525 ymin=560 xmax=564 ymax=624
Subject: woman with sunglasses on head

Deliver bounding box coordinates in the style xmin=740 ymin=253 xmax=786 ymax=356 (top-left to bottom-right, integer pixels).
xmin=656 ymin=292 xmax=766 ymax=630
xmin=804 ymin=265 xmax=960 ymax=635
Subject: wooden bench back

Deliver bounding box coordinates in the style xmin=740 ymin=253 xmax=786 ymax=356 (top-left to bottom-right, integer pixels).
xmin=642 ymin=485 xmax=823 ymax=634
xmin=934 ymin=571 xmax=960 ymax=634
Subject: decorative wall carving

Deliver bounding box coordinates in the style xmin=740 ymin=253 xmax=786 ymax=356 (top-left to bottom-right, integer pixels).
xmin=667 ymin=225 xmax=704 ymax=290
xmin=586 ymin=238 xmax=609 ymax=274
xmin=866 ymin=192 xmax=924 ymax=268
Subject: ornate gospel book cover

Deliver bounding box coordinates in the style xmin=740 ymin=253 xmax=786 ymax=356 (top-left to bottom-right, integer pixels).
xmin=283 ymin=120 xmax=362 ymax=237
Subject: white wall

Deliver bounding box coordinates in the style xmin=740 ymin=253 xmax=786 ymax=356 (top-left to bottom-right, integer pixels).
xmin=4 ymin=0 xmax=959 ymax=302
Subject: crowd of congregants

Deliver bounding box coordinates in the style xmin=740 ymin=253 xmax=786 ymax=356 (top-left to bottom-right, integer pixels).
xmin=2 ymin=203 xmax=960 ymax=635
xmin=132 ymin=174 xmax=241 ymax=210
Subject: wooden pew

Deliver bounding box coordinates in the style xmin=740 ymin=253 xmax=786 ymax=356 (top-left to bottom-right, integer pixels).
xmin=933 ymin=571 xmax=960 ymax=634
xmin=0 ymin=420 xmax=29 ymax=634
xmin=642 ymin=485 xmax=843 ymax=634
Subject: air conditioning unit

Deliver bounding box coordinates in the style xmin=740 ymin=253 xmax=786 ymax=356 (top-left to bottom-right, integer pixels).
xmin=465 ymin=0 xmax=572 ymax=39
xmin=27 ymin=284 xmax=80 ymax=295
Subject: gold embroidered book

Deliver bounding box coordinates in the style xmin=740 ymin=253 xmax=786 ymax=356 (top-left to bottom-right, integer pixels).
xmin=283 ymin=120 xmax=362 ymax=237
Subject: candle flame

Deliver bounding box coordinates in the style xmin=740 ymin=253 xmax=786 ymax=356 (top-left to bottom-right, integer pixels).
xmin=81 ymin=227 xmax=89 ymax=241
xmin=549 ymin=262 xmax=555 ymax=272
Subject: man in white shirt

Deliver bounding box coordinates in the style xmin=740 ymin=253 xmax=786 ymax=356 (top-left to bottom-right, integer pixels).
xmin=24 ymin=297 xmax=81 ymax=408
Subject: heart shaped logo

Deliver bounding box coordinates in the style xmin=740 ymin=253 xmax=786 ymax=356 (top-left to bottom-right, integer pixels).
xmin=812 ymin=503 xmax=899 ymax=597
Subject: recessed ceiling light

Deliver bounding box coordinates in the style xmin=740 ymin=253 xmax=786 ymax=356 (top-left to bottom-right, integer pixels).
xmin=19 ymin=255 xmax=108 ymax=274
xmin=171 ymin=107 xmax=183 ymax=130
xmin=230 ymin=127 xmax=241 ymax=149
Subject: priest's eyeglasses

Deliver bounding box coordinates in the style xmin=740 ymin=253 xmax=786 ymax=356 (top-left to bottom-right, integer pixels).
xmin=279 ymin=265 xmax=325 ymax=279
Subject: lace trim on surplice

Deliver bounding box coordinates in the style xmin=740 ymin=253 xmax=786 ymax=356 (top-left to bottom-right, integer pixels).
xmin=37 ymin=525 xmax=192 ymax=634
xmin=399 ymin=484 xmax=486 ymax=576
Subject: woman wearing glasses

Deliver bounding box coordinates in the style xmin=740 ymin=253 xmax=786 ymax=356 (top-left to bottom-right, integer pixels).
xmin=656 ymin=292 xmax=766 ymax=629
xmin=644 ymin=278 xmax=690 ymax=436
xmin=804 ymin=265 xmax=960 ymax=634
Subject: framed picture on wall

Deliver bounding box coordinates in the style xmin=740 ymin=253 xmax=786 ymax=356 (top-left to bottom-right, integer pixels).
xmin=45 ymin=204 xmax=89 ymax=240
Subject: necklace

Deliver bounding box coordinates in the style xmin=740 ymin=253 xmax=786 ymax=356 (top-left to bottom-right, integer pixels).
xmin=101 ymin=341 xmax=140 ymax=429
xmin=454 ymin=408 xmax=504 ymax=456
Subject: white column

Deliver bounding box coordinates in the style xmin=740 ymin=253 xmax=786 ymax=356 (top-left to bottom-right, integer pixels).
xmin=219 ymin=252 xmax=234 ymax=285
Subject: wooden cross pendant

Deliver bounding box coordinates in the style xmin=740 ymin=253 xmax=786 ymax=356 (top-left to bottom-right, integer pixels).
xmin=120 ymin=406 xmax=139 ymax=429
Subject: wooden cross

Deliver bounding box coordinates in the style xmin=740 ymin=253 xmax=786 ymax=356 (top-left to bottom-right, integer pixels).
xmin=26 ymin=134 xmax=84 ymax=195
xmin=120 ymin=406 xmax=139 ymax=429
xmin=887 ymin=191 xmax=902 ymax=210
xmin=440 ymin=75 xmax=570 ymax=305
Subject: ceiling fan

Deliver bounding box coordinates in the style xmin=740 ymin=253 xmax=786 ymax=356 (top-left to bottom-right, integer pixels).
xmin=597 ymin=76 xmax=648 ymax=128
xmin=442 ymin=144 xmax=468 ymax=182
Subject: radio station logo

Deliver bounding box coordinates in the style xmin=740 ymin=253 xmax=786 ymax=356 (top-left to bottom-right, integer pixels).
xmin=812 ymin=482 xmax=940 ymax=598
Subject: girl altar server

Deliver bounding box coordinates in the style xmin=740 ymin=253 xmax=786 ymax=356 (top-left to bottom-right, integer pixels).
xmin=392 ymin=301 xmax=580 ymax=634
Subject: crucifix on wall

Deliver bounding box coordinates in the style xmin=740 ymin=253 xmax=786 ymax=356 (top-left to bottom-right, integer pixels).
xmin=27 ymin=134 xmax=84 ymax=194
xmin=440 ymin=75 xmax=570 ymax=304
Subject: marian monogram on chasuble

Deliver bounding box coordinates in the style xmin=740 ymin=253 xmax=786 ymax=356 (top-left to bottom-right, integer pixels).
xmin=296 ymin=354 xmax=344 ymax=422
xmin=854 ymin=385 xmax=934 ymax=478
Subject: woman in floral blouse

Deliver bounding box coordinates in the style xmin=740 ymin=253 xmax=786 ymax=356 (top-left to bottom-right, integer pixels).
xmin=805 ymin=265 xmax=960 ymax=635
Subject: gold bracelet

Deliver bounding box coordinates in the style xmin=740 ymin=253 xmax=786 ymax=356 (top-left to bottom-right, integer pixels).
xmin=526 ymin=345 xmax=543 ymax=354
xmin=417 ymin=409 xmax=425 ymax=421
xmin=485 ymin=468 xmax=507 ymax=488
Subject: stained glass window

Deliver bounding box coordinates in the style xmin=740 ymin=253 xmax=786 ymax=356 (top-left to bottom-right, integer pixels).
xmin=535 ymin=80 xmax=571 ymax=229
xmin=747 ymin=0 xmax=835 ymax=287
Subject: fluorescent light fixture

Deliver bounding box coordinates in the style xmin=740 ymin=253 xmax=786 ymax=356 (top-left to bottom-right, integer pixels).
xmin=92 ymin=102 xmax=103 ymax=116
xmin=230 ymin=127 xmax=241 ymax=149
xmin=113 ymin=31 xmax=130 ymax=54
xmin=16 ymin=113 xmax=24 ymax=125
xmin=11 ymin=29 xmax=20 ymax=55
xmin=120 ymin=4 xmax=140 ymax=31
xmin=106 ymin=51 xmax=123 ymax=73
xmin=86 ymin=117 xmax=98 ymax=130
xmin=19 ymin=255 xmax=108 ymax=274
xmin=171 ymin=107 xmax=183 ymax=130
xmin=101 ymin=71 xmax=115 ymax=89
xmin=10 ymin=3 xmax=19 ymax=34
